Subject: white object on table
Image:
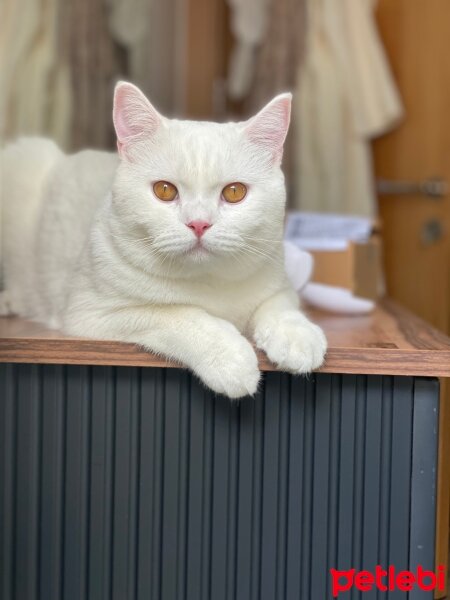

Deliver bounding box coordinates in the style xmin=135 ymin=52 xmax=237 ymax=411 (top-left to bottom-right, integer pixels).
xmin=284 ymin=241 xmax=375 ymax=315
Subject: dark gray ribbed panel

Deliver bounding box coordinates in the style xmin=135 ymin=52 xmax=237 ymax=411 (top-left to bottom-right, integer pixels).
xmin=0 ymin=365 xmax=439 ymax=599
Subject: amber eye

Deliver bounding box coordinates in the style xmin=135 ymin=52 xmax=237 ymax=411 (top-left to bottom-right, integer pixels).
xmin=222 ymin=182 xmax=247 ymax=203
xmin=153 ymin=181 xmax=178 ymax=201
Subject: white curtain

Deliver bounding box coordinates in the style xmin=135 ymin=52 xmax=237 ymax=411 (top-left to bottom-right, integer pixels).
xmin=0 ymin=0 xmax=72 ymax=147
xmin=226 ymin=0 xmax=403 ymax=216
xmin=107 ymin=0 xmax=186 ymax=114
xmin=0 ymin=0 xmax=185 ymax=149
xmin=226 ymin=0 xmax=271 ymax=100
xmin=293 ymin=0 xmax=403 ymax=216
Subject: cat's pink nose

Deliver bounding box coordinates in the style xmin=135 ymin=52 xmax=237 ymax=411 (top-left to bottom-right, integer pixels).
xmin=187 ymin=220 xmax=212 ymax=238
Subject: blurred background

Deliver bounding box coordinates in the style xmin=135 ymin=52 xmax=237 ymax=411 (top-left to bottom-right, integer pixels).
xmin=1 ymin=0 xmax=449 ymax=334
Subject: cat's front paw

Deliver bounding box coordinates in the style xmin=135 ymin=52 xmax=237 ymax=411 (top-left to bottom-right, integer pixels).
xmin=195 ymin=334 xmax=260 ymax=400
xmin=254 ymin=312 xmax=327 ymax=374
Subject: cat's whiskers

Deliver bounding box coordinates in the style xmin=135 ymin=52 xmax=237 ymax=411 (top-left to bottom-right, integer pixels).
xmin=152 ymin=232 xmax=196 ymax=256
xmin=239 ymin=242 xmax=282 ymax=268
xmin=112 ymin=228 xmax=283 ymax=272
xmin=126 ymin=241 xmax=182 ymax=275
xmin=114 ymin=237 xmax=167 ymax=266
xmin=109 ymin=232 xmax=154 ymax=243
xmin=155 ymin=242 xmax=192 ymax=256
xmin=228 ymin=251 xmax=249 ymax=272
xmin=154 ymin=251 xmax=172 ymax=273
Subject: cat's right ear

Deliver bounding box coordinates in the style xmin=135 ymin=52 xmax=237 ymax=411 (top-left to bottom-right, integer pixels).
xmin=243 ymin=93 xmax=292 ymax=165
xmin=113 ymin=81 xmax=162 ymax=159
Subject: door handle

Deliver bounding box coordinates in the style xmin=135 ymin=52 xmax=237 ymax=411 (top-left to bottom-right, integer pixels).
xmin=376 ymin=177 xmax=448 ymax=198
xmin=421 ymin=218 xmax=444 ymax=245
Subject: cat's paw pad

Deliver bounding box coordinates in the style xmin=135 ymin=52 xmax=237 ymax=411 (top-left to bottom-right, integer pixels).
xmin=254 ymin=313 xmax=327 ymax=374
xmin=196 ymin=335 xmax=260 ymax=399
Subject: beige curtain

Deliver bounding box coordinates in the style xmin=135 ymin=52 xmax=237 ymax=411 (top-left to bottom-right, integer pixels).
xmin=226 ymin=0 xmax=271 ymax=101
xmin=227 ymin=0 xmax=307 ymax=105
xmin=293 ymin=0 xmax=403 ymax=216
xmin=226 ymin=0 xmax=403 ymax=216
xmin=107 ymin=0 xmax=184 ymax=114
xmin=247 ymin=0 xmax=307 ymax=110
xmin=0 ymin=0 xmax=72 ymax=147
xmin=0 ymin=0 xmax=184 ymax=151
xmin=226 ymin=0 xmax=307 ymax=197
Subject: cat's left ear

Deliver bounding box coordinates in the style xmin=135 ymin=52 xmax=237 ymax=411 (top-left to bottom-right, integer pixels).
xmin=243 ymin=93 xmax=292 ymax=165
xmin=113 ymin=81 xmax=162 ymax=159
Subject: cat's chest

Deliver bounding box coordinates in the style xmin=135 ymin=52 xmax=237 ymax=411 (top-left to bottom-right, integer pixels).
xmin=147 ymin=271 xmax=281 ymax=328
xmin=86 ymin=242 xmax=285 ymax=330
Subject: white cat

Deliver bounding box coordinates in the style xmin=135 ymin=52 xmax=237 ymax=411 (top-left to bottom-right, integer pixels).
xmin=0 ymin=82 xmax=326 ymax=398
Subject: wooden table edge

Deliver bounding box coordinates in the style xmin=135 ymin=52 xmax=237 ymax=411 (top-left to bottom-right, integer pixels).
xmin=1 ymin=338 xmax=449 ymax=378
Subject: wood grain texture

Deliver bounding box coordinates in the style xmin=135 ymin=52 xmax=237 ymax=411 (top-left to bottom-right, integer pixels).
xmin=373 ymin=4 xmax=450 ymax=590
xmin=184 ymin=0 xmax=227 ymax=119
xmin=374 ymin=0 xmax=450 ymax=334
xmin=0 ymin=299 xmax=449 ymax=376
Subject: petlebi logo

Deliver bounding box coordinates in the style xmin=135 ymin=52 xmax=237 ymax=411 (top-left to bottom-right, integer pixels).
xmin=330 ymin=565 xmax=446 ymax=597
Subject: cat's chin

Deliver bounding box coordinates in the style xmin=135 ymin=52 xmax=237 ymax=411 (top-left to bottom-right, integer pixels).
xmin=185 ymin=244 xmax=211 ymax=263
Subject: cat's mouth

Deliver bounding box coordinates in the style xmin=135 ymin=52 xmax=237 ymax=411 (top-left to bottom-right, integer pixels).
xmin=186 ymin=240 xmax=211 ymax=258
xmin=192 ymin=241 xmax=208 ymax=252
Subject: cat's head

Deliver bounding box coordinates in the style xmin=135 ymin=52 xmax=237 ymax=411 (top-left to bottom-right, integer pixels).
xmin=111 ymin=81 xmax=291 ymax=277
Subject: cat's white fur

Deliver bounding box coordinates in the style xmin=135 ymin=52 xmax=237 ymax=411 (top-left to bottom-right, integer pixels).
xmin=1 ymin=82 xmax=326 ymax=398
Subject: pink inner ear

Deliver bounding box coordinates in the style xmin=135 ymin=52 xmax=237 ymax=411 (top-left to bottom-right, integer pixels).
xmin=246 ymin=94 xmax=292 ymax=163
xmin=113 ymin=83 xmax=160 ymax=144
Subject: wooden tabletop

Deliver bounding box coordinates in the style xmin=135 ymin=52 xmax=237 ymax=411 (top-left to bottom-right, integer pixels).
xmin=0 ymin=299 xmax=449 ymax=377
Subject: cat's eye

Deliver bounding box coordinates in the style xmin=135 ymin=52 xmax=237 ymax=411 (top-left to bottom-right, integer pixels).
xmin=222 ymin=182 xmax=247 ymax=203
xmin=153 ymin=181 xmax=178 ymax=201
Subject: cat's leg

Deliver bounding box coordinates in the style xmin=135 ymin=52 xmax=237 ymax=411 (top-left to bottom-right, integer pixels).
xmin=250 ymin=288 xmax=327 ymax=373
xmin=65 ymin=305 xmax=260 ymax=399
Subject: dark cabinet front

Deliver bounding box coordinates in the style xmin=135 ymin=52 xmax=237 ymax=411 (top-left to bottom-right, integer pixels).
xmin=0 ymin=364 xmax=439 ymax=599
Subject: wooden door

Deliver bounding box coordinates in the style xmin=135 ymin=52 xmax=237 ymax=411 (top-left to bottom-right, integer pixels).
xmin=183 ymin=0 xmax=229 ymax=119
xmin=373 ymin=0 xmax=450 ymax=332
xmin=373 ymin=2 xmax=450 ymax=596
